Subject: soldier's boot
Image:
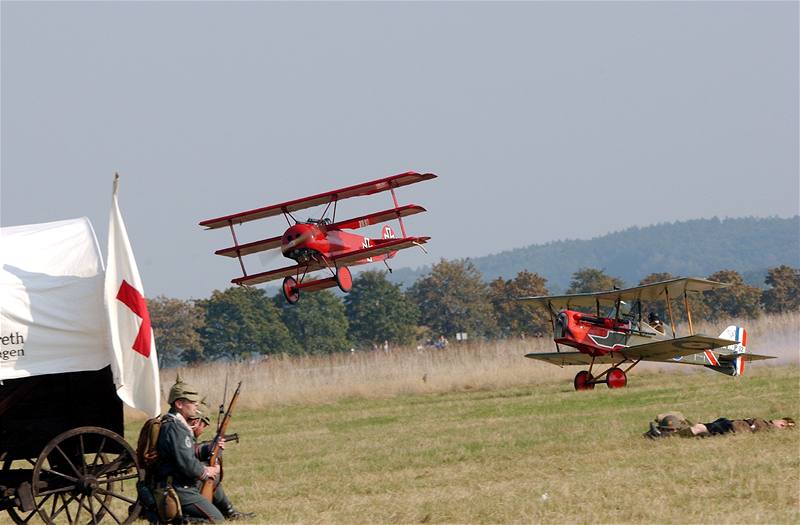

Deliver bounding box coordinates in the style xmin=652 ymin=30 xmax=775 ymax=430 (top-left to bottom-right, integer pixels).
xmin=221 ymin=504 xmax=255 ymax=521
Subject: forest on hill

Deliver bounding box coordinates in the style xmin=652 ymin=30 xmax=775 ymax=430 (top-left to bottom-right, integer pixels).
xmin=388 ymin=216 xmax=800 ymax=292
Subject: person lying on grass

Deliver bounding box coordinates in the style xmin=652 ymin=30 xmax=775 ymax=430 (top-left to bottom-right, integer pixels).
xmin=643 ymin=411 xmax=795 ymax=439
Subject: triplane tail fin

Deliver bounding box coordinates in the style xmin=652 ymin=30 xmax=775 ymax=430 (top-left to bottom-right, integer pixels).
xmin=706 ymin=325 xmax=747 ymax=376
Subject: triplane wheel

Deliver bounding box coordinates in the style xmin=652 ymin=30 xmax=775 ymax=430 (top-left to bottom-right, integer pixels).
xmin=31 ymin=426 xmax=142 ymax=525
xmin=606 ymin=367 xmax=628 ymax=389
xmin=282 ymin=276 xmax=300 ymax=304
xmin=335 ymin=266 xmax=353 ymax=293
xmin=574 ymin=370 xmax=595 ymax=391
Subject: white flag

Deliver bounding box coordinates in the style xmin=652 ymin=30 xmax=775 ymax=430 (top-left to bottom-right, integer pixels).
xmin=105 ymin=174 xmax=161 ymax=417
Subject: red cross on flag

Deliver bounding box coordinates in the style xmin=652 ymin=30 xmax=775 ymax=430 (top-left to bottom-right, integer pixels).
xmin=105 ymin=174 xmax=161 ymax=417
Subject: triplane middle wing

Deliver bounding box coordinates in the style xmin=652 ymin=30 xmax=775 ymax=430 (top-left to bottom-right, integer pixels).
xmin=200 ymin=171 xmax=436 ymax=304
xmin=518 ymin=277 xmax=775 ymax=390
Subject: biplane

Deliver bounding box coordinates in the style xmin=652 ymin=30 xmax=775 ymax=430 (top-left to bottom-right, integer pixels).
xmin=199 ymin=171 xmax=435 ymax=303
xmin=518 ymin=277 xmax=775 ymax=390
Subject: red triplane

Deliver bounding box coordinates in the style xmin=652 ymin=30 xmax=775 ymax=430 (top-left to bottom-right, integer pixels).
xmin=200 ymin=172 xmax=435 ymax=303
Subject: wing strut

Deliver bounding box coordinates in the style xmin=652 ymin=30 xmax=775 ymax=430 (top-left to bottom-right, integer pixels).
xmin=228 ymin=222 xmax=248 ymax=278
xmin=684 ymin=291 xmax=694 ymax=335
xmin=665 ymin=286 xmax=677 ymax=338
xmin=390 ymin=188 xmax=408 ymax=238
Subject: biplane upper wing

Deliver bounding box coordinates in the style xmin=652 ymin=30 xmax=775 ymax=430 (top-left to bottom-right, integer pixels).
xmin=517 ymin=277 xmax=730 ymax=311
xmin=331 ymin=237 xmax=430 ymax=266
xmin=232 ymin=261 xmax=325 ymax=286
xmin=200 ymin=172 xmax=436 ymax=230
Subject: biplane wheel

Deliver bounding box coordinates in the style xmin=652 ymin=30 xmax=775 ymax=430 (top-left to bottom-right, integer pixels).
xmin=3 ymin=456 xmax=45 ymax=525
xmin=335 ymin=266 xmax=353 ymax=293
xmin=574 ymin=371 xmax=595 ymax=391
xmin=606 ymin=367 xmax=627 ymax=389
xmin=32 ymin=426 xmax=143 ymax=525
xmin=283 ymin=276 xmax=300 ymax=304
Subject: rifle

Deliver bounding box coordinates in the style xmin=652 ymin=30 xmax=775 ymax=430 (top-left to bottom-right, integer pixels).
xmin=200 ymin=381 xmax=241 ymax=502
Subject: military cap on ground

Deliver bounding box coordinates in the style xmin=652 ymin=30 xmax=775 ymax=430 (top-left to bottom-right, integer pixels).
xmin=658 ymin=414 xmax=689 ymax=432
xmin=167 ymin=379 xmax=203 ymax=404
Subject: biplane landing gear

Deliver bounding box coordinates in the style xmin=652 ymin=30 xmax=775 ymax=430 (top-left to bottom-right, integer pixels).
xmin=335 ymin=266 xmax=353 ymax=293
xmin=574 ymin=371 xmax=595 ymax=391
xmin=283 ymin=276 xmax=300 ymax=304
xmin=606 ymin=367 xmax=628 ymax=389
xmin=32 ymin=426 xmax=142 ymax=525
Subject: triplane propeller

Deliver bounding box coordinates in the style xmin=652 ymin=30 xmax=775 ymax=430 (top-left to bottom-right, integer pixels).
xmin=517 ymin=277 xmax=775 ymax=390
xmin=200 ymin=171 xmax=435 ymax=303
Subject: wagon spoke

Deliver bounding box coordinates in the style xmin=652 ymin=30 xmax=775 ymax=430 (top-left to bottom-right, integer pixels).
xmin=49 ymin=491 xmax=77 ymax=521
xmin=86 ymin=492 xmax=99 ymax=525
xmin=37 ymin=484 xmax=77 ymax=496
xmin=104 ymin=471 xmax=140 ymax=483
xmin=39 ymin=466 xmax=78 ymax=483
xmin=96 ymin=485 xmax=137 ymax=504
xmin=91 ymin=437 xmax=108 ymax=468
xmin=55 ymin=444 xmax=82 ymax=478
xmin=74 ymin=493 xmax=85 ymax=525
xmin=93 ymin=492 xmax=123 ymax=525
xmin=79 ymin=434 xmax=88 ymax=475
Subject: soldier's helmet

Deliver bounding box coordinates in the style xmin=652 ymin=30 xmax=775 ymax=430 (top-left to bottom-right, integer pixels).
xmin=167 ymin=379 xmax=203 ymax=404
xmin=657 ymin=414 xmax=687 ymax=432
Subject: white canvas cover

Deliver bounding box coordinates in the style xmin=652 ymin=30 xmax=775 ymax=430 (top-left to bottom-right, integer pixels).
xmin=0 ymin=217 xmax=111 ymax=379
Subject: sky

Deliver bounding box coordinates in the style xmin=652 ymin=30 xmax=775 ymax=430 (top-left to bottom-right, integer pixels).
xmin=2 ymin=1 xmax=798 ymax=300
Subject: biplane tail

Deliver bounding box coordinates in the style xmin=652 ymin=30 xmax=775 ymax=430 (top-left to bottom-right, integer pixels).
xmin=705 ymin=325 xmax=747 ymax=376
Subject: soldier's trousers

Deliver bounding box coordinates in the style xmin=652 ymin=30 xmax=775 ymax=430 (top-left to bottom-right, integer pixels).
xmin=174 ymin=485 xmax=225 ymax=523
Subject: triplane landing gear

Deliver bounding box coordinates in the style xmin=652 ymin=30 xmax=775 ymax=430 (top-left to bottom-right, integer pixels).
xmin=573 ymin=360 xmax=636 ymax=391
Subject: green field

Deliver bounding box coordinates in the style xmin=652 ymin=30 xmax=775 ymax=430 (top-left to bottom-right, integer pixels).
xmin=127 ymin=365 xmax=800 ymax=524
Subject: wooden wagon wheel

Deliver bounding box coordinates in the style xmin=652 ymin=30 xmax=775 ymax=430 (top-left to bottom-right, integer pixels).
xmin=2 ymin=456 xmax=45 ymax=525
xmin=31 ymin=426 xmax=143 ymax=525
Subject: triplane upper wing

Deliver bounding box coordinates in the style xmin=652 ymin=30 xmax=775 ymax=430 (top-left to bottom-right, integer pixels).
xmin=200 ymin=172 xmax=435 ymax=230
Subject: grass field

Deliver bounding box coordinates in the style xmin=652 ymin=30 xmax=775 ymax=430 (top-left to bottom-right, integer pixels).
xmin=127 ymin=366 xmax=799 ymax=524
xmin=123 ymin=313 xmax=799 ymax=524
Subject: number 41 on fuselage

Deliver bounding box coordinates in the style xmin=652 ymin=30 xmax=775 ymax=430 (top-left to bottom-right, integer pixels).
xmin=517 ymin=277 xmax=775 ymax=390
xmin=199 ymin=172 xmax=435 ymax=304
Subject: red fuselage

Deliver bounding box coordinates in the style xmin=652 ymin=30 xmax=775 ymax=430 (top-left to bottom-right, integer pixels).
xmin=554 ymin=310 xmax=632 ymax=357
xmin=281 ymin=223 xmax=388 ymax=265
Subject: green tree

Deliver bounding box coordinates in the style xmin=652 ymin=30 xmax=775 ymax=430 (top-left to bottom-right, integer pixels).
xmin=148 ymin=296 xmax=205 ymax=366
xmin=197 ymin=287 xmax=295 ymax=361
xmin=277 ymin=290 xmax=350 ymax=355
xmin=703 ymin=270 xmax=762 ymax=320
xmin=489 ymin=270 xmax=550 ymax=338
xmin=408 ymin=259 xmax=497 ymax=339
xmin=566 ymin=268 xmax=624 ymax=294
xmin=762 ymin=265 xmax=800 ymax=314
xmin=344 ymin=271 xmax=419 ymax=348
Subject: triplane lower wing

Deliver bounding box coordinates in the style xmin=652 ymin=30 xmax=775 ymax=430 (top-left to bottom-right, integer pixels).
xmin=518 ymin=277 xmax=775 ymax=390
xmin=200 ymin=171 xmax=436 ymax=303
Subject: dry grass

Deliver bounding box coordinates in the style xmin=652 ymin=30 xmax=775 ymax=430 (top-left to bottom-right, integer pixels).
xmin=143 ymin=312 xmax=800 ymax=414
xmin=125 ymin=366 xmax=800 ymax=524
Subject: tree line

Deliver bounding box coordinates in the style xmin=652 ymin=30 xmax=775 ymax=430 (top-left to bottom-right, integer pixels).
xmin=148 ymin=262 xmax=800 ymax=367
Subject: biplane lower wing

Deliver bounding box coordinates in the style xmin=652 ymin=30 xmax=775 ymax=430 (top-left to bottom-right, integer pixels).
xmin=331 ymin=237 xmax=429 ymax=266
xmin=526 ymin=335 xmax=750 ymax=366
xmin=525 ymin=352 xmax=619 ymax=366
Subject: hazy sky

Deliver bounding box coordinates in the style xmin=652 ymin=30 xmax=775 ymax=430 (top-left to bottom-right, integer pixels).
xmin=2 ymin=1 xmax=798 ymax=299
